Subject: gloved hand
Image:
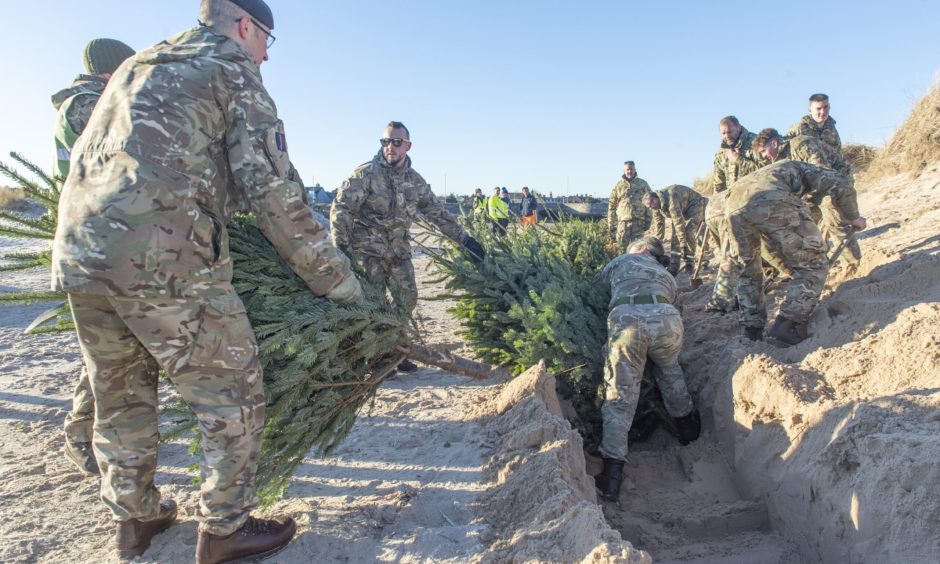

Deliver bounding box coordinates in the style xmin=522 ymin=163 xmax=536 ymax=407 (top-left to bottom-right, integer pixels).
xmin=462 ymin=235 xmax=485 ymax=261
xmin=325 ymin=275 xmax=364 ymax=305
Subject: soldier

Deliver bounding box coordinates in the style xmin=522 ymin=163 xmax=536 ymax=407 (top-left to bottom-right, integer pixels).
xmin=52 ymin=38 xmax=135 ymax=178
xmin=51 ymin=37 xmax=135 ymax=477
xmin=753 ymin=128 xmax=861 ymax=268
xmin=51 ymin=1 xmax=363 ymax=561
xmin=642 ymin=185 xmax=707 ymax=274
xmin=786 ymin=93 xmax=842 ymax=152
xmin=593 ymin=236 xmax=701 ymax=500
xmin=607 ymin=161 xmax=652 ymax=252
xmin=712 ymin=115 xmax=761 ymax=194
xmin=330 ymin=121 xmax=484 ymax=315
xmin=725 ymin=160 xmax=865 ymax=345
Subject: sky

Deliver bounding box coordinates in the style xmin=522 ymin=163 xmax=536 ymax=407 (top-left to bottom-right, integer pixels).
xmin=1 ymin=1 xmax=938 ymax=197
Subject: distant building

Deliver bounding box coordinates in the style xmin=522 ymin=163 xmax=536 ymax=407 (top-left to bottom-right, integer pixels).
xmin=306 ymin=184 xmax=335 ymax=204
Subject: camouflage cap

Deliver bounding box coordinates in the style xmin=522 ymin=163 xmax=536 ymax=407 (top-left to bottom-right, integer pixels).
xmin=231 ymin=0 xmax=274 ymax=29
xmin=82 ymin=38 xmax=134 ymax=75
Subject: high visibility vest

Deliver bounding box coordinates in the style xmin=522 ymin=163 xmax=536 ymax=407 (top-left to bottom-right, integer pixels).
xmin=488 ymin=194 xmax=509 ymax=219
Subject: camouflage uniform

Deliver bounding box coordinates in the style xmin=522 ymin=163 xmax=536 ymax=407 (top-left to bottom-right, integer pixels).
xmin=51 ymin=74 xmax=107 ymax=178
xmin=766 ymin=136 xmax=861 ymax=264
xmin=649 ymin=185 xmax=707 ymax=269
xmin=51 ymin=26 xmax=359 ymax=535
xmin=786 ymin=115 xmax=842 ymax=152
xmin=725 ymin=160 xmax=859 ymax=330
xmin=595 ymin=252 xmax=694 ymax=462
xmin=49 ymin=75 xmax=110 ymax=447
xmin=331 ymin=152 xmax=467 ymax=314
xmin=712 ymin=127 xmax=761 ymax=194
xmin=608 ymin=175 xmax=652 ymax=251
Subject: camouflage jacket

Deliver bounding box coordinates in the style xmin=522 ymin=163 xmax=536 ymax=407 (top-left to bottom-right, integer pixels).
xmin=51 ymin=74 xmax=107 ymax=177
xmin=607 ymin=175 xmax=652 ymax=227
xmin=769 ymin=135 xmax=851 ymax=177
xmin=726 ymin=160 xmax=860 ymax=221
xmin=52 ymin=26 xmax=356 ymax=300
xmin=596 ymin=252 xmax=678 ymax=309
xmin=330 ymin=151 xmax=466 ymax=261
xmin=712 ymin=127 xmax=761 ymax=193
xmin=786 ymin=115 xmax=842 ymax=152
xmin=650 ymin=184 xmax=707 ymax=249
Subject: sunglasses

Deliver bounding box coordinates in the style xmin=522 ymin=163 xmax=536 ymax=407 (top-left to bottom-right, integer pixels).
xmin=380 ymin=138 xmax=409 ymax=148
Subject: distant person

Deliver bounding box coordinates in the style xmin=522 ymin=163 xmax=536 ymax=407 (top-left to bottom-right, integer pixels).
xmin=712 ymin=115 xmax=760 ymax=194
xmin=331 ymin=121 xmax=483 ymax=316
xmin=471 ymin=187 xmax=487 ymax=220
xmin=607 ymin=161 xmax=652 ymax=253
xmin=487 ymin=185 xmax=511 ymax=236
xmin=753 ymin=128 xmax=861 ymax=269
xmin=642 ymin=185 xmax=707 ymax=275
xmin=519 ymin=186 xmax=538 ymax=225
xmin=725 ymin=160 xmax=865 ymax=344
xmin=51 ymin=1 xmax=364 ymax=560
xmin=786 ymin=93 xmax=842 ymax=152
xmin=50 ymin=37 xmax=134 ymax=478
xmin=52 ymin=38 xmax=135 ymax=178
xmin=593 ymin=236 xmax=700 ymax=500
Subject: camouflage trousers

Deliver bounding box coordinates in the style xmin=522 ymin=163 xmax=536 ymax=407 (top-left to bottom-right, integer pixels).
xmin=819 ymin=201 xmax=862 ymax=265
xmin=727 ymin=197 xmax=829 ymax=329
xmin=68 ymin=292 xmax=264 ymax=536
xmin=64 ymin=366 xmax=95 ymax=443
xmin=599 ymin=304 xmax=694 ymax=462
xmin=614 ymin=214 xmax=652 ymax=253
xmin=359 ymin=254 xmax=418 ymax=314
xmin=669 ymin=205 xmax=706 ymax=269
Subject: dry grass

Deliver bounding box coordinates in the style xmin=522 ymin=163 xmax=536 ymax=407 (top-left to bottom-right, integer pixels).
xmin=864 ymin=79 xmax=940 ymax=180
xmin=0 ymin=186 xmax=27 ymax=210
xmin=693 ymin=174 xmax=715 ymax=196
xmin=842 ymin=143 xmax=879 ymax=174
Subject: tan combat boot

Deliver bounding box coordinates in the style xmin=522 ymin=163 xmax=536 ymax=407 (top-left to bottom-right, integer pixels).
xmin=196 ymin=515 xmax=296 ymax=564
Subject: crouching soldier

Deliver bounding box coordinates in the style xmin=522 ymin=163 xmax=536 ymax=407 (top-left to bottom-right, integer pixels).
xmin=643 ymin=184 xmax=707 ymax=274
xmin=593 ymin=237 xmax=701 ymax=500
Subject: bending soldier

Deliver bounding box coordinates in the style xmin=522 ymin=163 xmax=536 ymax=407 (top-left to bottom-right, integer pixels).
xmin=593 ymin=237 xmax=701 ymax=501
xmin=725 ymin=160 xmax=865 ymax=345
xmin=642 ymin=185 xmax=707 ymax=275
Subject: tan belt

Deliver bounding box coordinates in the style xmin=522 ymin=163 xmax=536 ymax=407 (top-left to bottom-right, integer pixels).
xmin=611 ymin=294 xmax=670 ymax=307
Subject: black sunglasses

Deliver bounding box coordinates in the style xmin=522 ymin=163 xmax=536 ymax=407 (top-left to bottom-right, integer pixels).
xmin=380 ymin=138 xmax=409 ymax=148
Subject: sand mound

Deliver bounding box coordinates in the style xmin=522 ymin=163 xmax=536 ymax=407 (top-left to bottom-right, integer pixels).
xmin=864 ymin=78 xmax=940 ymax=180
xmin=474 ymin=362 xmax=651 ymax=563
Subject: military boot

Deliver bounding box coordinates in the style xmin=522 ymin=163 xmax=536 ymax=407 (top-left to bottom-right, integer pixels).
xmin=743 ymin=325 xmax=764 ymax=341
xmin=64 ymin=438 xmax=100 ymax=476
xmin=115 ymin=499 xmax=177 ymax=560
xmin=594 ymin=457 xmax=625 ymax=501
xmin=766 ymin=315 xmax=806 ymax=346
xmin=196 ymin=515 xmax=297 ymax=564
xmin=397 ymin=359 xmax=419 ymax=373
xmin=674 ymin=408 xmax=701 ymax=446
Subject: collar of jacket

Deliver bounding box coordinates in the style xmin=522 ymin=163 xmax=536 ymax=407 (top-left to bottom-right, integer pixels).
xmin=721 ymin=126 xmax=752 ymax=151
xmin=803 ymin=114 xmax=836 ymax=131
xmin=50 ymin=74 xmax=107 ymax=109
xmin=134 ymin=25 xmax=261 ymax=78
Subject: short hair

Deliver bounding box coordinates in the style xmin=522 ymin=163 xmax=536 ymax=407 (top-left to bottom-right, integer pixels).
xmin=719 ymin=115 xmax=741 ymax=127
xmin=522 ymin=186 xmax=529 ymax=191
xmin=623 ymin=160 xmax=635 ymax=166
xmin=642 ymin=192 xmax=660 ymax=206
xmin=386 ymin=121 xmax=410 ymax=139
xmin=808 ymin=93 xmax=829 ymax=103
xmin=752 ymin=128 xmax=781 ymax=152
xmin=628 ymin=236 xmax=666 ymax=258
xmin=199 ymin=0 xmax=247 ymax=31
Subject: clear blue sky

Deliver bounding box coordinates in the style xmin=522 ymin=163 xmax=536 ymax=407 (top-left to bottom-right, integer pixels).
xmin=1 ymin=1 xmax=938 ymax=197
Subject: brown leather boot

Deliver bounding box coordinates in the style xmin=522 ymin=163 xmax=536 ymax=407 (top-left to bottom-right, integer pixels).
xmin=196 ymin=515 xmax=297 ymax=564
xmin=594 ymin=457 xmax=625 ymax=501
xmin=115 ymin=499 xmax=177 ymax=559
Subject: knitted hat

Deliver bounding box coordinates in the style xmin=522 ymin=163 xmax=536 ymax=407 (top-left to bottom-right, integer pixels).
xmin=83 ymin=38 xmax=134 ymax=75
xmin=501 ymin=187 xmax=509 ymax=194
xmin=231 ymin=0 xmax=274 ymax=29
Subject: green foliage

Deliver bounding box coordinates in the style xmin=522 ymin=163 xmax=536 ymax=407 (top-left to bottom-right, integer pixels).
xmin=426 ymin=218 xmax=615 ymax=447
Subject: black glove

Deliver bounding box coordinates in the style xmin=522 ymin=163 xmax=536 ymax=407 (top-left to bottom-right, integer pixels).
xmin=462 ymin=236 xmax=485 ymax=262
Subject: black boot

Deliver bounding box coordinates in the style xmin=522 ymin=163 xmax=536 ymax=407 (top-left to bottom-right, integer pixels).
xmin=397 ymin=359 xmax=419 ymax=373
xmin=674 ymin=408 xmax=701 ymax=446
xmin=766 ymin=315 xmax=806 ymax=346
xmin=594 ymin=457 xmax=625 ymax=501
xmin=743 ymin=325 xmax=764 ymax=341
xmin=64 ymin=438 xmax=100 ymax=476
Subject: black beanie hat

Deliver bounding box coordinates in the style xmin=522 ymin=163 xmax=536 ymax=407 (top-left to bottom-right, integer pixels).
xmin=231 ymin=0 xmax=274 ymax=29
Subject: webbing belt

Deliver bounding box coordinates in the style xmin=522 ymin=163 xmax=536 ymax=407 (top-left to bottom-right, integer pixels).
xmin=611 ymin=294 xmax=670 ymax=307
